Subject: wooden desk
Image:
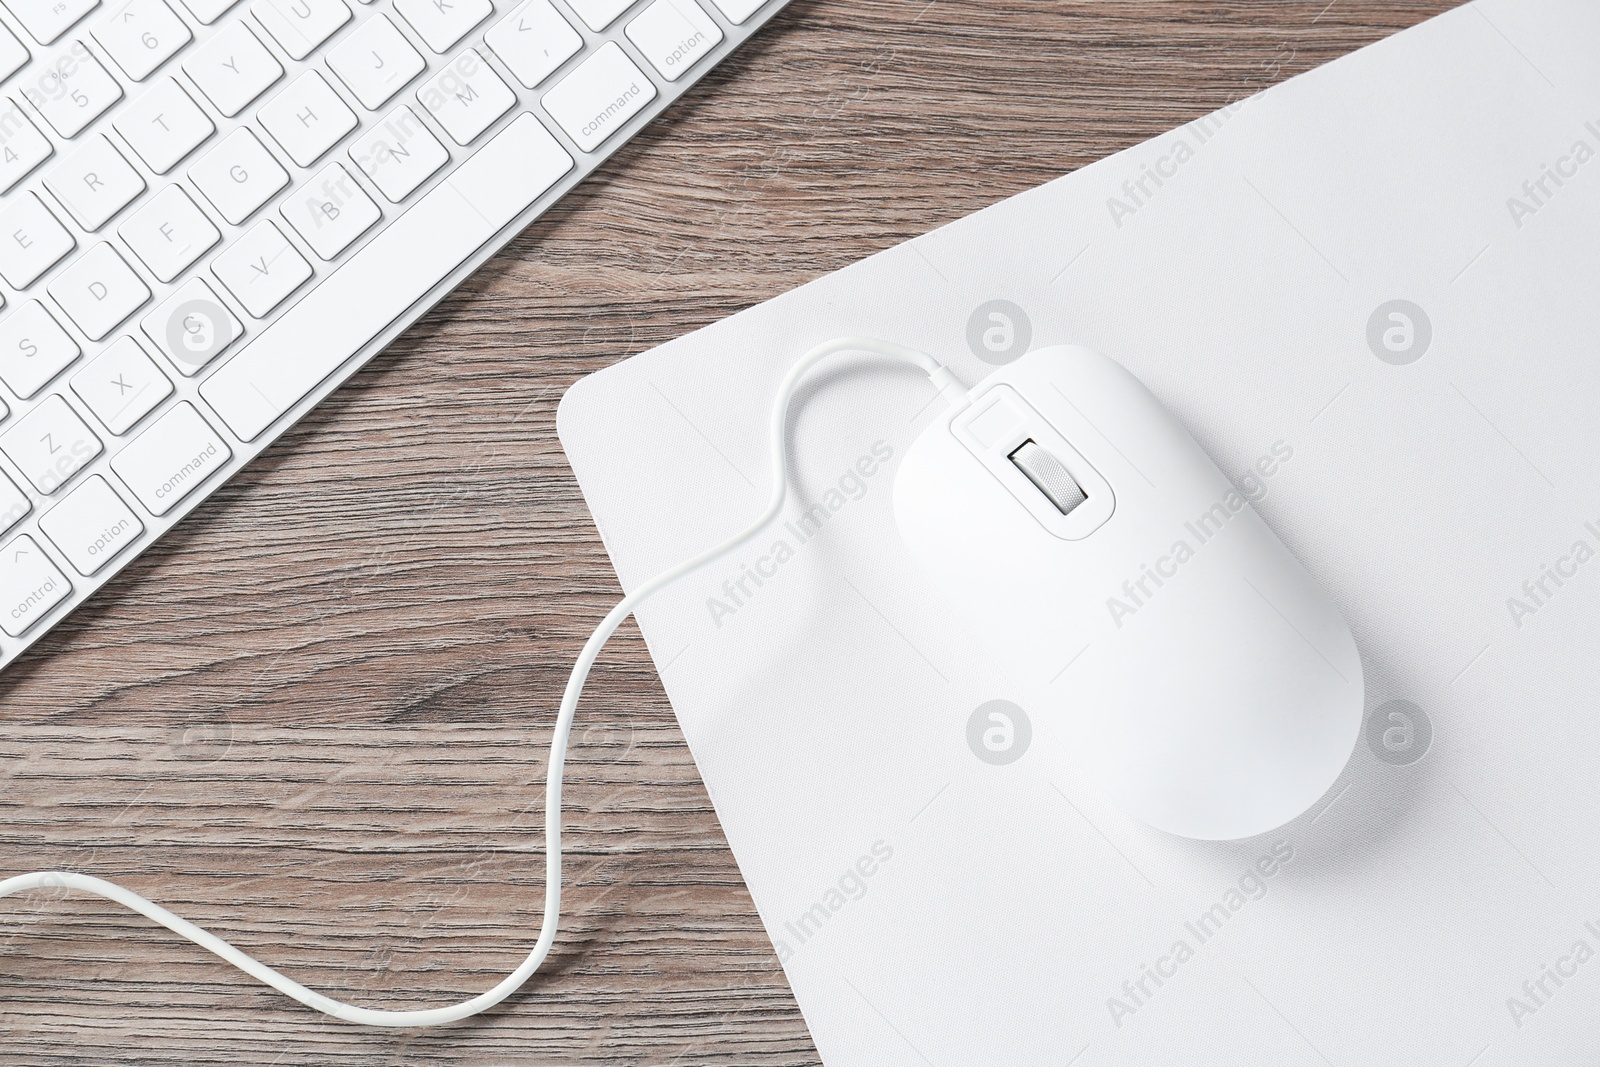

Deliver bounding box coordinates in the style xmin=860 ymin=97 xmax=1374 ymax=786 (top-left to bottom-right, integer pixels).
xmin=1 ymin=1 xmax=1456 ymax=1062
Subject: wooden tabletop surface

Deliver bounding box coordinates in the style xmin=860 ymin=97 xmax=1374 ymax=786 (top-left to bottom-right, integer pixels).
xmin=1 ymin=1 xmax=1458 ymax=1063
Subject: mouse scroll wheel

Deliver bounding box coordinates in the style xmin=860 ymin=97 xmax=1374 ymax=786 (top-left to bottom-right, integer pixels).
xmin=1008 ymin=440 xmax=1088 ymax=515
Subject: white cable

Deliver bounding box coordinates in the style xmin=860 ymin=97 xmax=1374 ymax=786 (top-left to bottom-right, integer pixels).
xmin=0 ymin=337 xmax=968 ymax=1029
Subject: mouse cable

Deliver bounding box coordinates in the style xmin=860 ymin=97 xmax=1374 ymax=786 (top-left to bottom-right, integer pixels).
xmin=0 ymin=337 xmax=970 ymax=1029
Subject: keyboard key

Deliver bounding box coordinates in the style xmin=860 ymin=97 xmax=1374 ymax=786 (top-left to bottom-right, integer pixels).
xmin=258 ymin=69 xmax=356 ymax=166
xmin=0 ymin=535 xmax=70 ymax=636
xmin=253 ymin=0 xmax=347 ymax=60
xmin=203 ymin=114 xmax=572 ymax=440
xmin=0 ymin=472 xmax=29 ymax=536
xmin=141 ymin=276 xmax=240 ymax=372
xmin=47 ymin=243 xmax=150 ymax=340
xmin=0 ymin=300 xmax=80 ymax=397
xmin=393 ymin=0 xmax=490 ymax=53
xmin=0 ymin=393 xmax=103 ymax=494
xmin=281 ymin=160 xmax=378 ymax=258
xmin=541 ymin=41 xmax=656 ymax=152
xmin=417 ymin=48 xmax=513 ymax=145
xmin=119 ymin=184 xmax=220 ymax=281
xmin=114 ymin=77 xmax=214 ymax=172
xmin=109 ymin=400 xmax=230 ymax=514
xmin=183 ymin=21 xmax=281 ymax=116
xmin=705 ymin=0 xmax=762 ymax=23
xmin=325 ymin=13 xmax=423 ymax=110
xmin=177 ymin=0 xmax=235 ymax=23
xmin=0 ymin=99 xmax=52 ymax=191
xmin=0 ymin=23 xmax=28 ymax=81
xmin=0 ymin=193 xmax=74 ymax=288
xmin=5 ymin=0 xmax=98 ymax=44
xmin=486 ymin=0 xmax=580 ymax=89
xmin=40 ymin=473 xmax=143 ymax=574
xmin=44 ymin=134 xmax=146 ymax=230
xmin=92 ymin=0 xmax=191 ymax=80
xmin=71 ymin=334 xmax=172 ymax=432
xmin=563 ymin=0 xmax=629 ymax=32
xmin=349 ymin=104 xmax=446 ymax=200
xmin=189 ymin=127 xmax=288 ymax=224
xmin=212 ymin=219 xmax=310 ymax=316
xmin=22 ymin=40 xmax=122 ymax=136
xmin=627 ymin=0 xmax=720 ymax=82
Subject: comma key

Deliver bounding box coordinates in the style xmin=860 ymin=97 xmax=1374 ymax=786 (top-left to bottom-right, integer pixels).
xmin=485 ymin=0 xmax=581 ymax=90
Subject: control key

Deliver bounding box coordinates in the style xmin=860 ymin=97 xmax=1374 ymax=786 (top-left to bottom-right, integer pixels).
xmin=0 ymin=535 xmax=70 ymax=637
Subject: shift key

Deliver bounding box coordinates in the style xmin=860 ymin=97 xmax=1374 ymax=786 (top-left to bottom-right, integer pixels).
xmin=111 ymin=402 xmax=232 ymax=515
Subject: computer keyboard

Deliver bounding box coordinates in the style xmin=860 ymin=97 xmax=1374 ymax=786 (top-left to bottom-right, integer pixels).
xmin=0 ymin=0 xmax=787 ymax=668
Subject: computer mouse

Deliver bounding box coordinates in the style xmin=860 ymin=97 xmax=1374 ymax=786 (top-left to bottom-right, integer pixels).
xmin=893 ymin=345 xmax=1362 ymax=840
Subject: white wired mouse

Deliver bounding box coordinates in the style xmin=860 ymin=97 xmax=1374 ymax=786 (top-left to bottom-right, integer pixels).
xmin=0 ymin=338 xmax=1359 ymax=1029
xmin=894 ymin=345 xmax=1363 ymax=840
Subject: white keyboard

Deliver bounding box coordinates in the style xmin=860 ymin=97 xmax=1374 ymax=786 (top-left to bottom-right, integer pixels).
xmin=0 ymin=0 xmax=786 ymax=666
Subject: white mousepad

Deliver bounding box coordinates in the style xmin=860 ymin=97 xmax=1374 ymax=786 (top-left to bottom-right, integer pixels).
xmin=558 ymin=3 xmax=1600 ymax=1062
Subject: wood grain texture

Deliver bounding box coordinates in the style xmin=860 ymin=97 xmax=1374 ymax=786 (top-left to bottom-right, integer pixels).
xmin=1 ymin=1 xmax=1458 ymax=1062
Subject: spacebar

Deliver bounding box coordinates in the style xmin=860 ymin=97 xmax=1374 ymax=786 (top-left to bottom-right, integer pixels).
xmin=201 ymin=114 xmax=573 ymax=442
